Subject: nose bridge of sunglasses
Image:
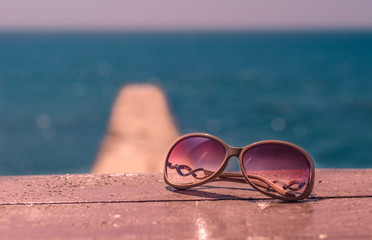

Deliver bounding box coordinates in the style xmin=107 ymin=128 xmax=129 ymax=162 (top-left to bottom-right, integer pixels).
xmin=227 ymin=147 xmax=242 ymax=157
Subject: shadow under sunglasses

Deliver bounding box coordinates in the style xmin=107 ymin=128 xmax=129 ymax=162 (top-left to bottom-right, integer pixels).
xmin=165 ymin=185 xmax=320 ymax=203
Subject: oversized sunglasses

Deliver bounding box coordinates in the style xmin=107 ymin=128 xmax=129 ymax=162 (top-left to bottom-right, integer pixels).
xmin=164 ymin=133 xmax=315 ymax=201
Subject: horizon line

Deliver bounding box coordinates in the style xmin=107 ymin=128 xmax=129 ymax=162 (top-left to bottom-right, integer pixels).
xmin=1 ymin=27 xmax=372 ymax=34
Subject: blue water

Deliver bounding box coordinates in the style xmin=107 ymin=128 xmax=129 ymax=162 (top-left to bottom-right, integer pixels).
xmin=0 ymin=31 xmax=371 ymax=175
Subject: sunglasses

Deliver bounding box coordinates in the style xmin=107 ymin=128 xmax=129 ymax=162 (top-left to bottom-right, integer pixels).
xmin=164 ymin=133 xmax=315 ymax=201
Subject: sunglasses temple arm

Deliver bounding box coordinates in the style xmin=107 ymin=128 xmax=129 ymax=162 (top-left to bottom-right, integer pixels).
xmin=208 ymin=171 xmax=291 ymax=197
xmin=212 ymin=177 xmax=276 ymax=192
xmin=167 ymin=162 xmax=294 ymax=197
xmin=218 ymin=173 xmax=305 ymax=191
xmin=211 ymin=177 xmax=247 ymax=184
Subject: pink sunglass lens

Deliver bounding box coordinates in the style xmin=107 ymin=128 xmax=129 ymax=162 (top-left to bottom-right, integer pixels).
xmin=242 ymin=143 xmax=311 ymax=198
xmin=165 ymin=136 xmax=226 ymax=185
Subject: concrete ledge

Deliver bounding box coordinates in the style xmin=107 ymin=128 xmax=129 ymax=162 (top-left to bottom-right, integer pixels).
xmin=0 ymin=169 xmax=371 ymax=204
xmin=0 ymin=169 xmax=371 ymax=239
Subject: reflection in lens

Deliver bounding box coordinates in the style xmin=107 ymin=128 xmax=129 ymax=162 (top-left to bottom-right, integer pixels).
xmin=166 ymin=136 xmax=226 ymax=185
xmin=242 ymin=143 xmax=310 ymax=198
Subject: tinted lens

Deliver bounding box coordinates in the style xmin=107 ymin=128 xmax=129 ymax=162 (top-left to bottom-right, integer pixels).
xmin=165 ymin=136 xmax=226 ymax=185
xmin=242 ymin=143 xmax=311 ymax=199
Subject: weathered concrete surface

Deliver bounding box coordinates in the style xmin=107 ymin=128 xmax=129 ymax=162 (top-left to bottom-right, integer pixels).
xmin=0 ymin=169 xmax=371 ymax=239
xmin=1 ymin=198 xmax=371 ymax=239
xmin=0 ymin=169 xmax=370 ymax=204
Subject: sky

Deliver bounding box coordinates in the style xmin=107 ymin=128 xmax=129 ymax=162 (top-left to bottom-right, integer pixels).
xmin=0 ymin=0 xmax=372 ymax=31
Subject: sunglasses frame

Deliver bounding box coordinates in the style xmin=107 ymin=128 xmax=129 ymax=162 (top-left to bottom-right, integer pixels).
xmin=164 ymin=133 xmax=315 ymax=201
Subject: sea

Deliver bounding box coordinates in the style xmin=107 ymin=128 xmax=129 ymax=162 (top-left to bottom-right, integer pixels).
xmin=0 ymin=31 xmax=371 ymax=175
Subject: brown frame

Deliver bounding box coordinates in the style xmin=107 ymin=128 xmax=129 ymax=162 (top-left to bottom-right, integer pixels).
xmin=164 ymin=133 xmax=315 ymax=201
